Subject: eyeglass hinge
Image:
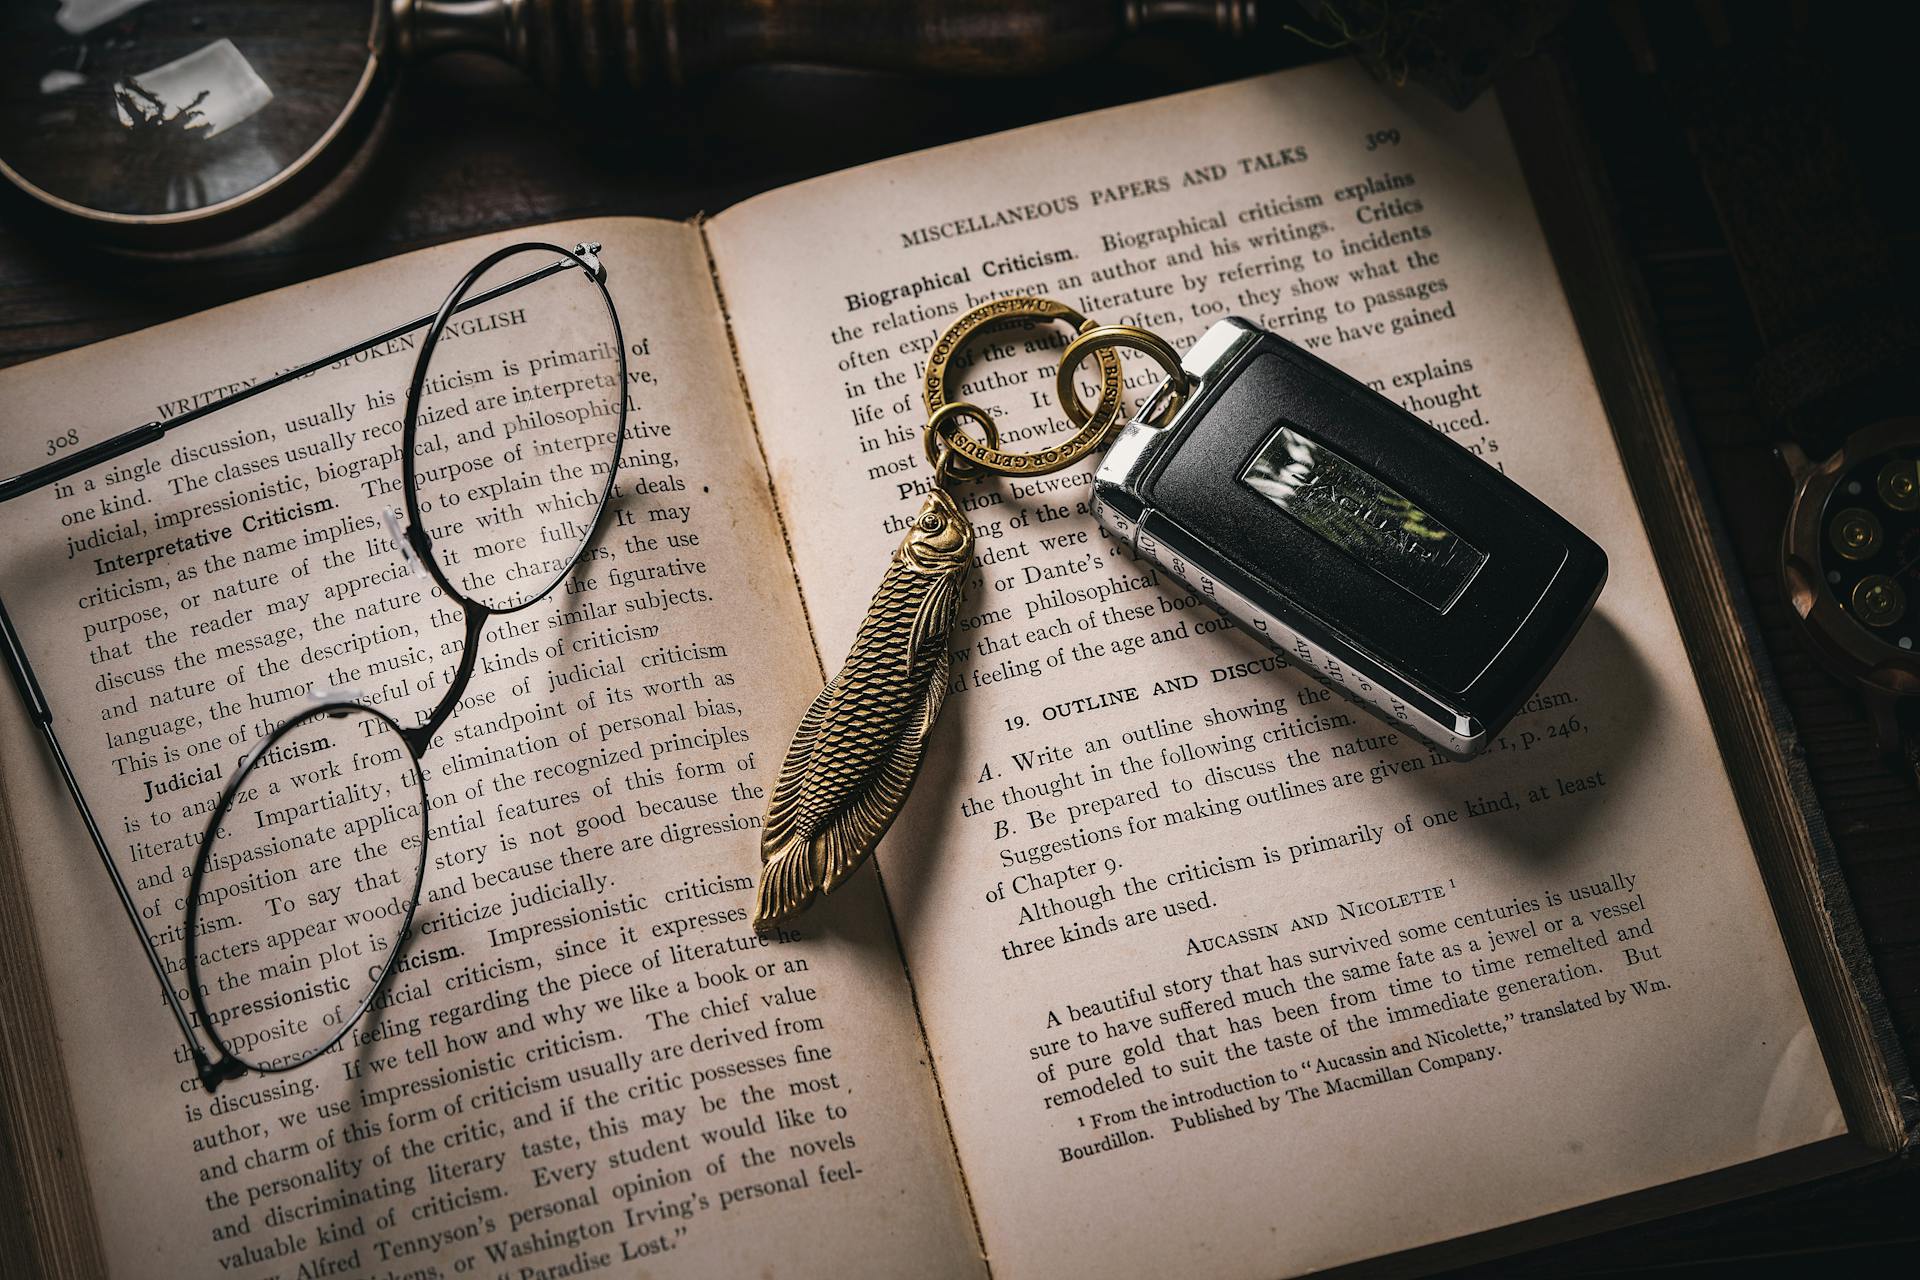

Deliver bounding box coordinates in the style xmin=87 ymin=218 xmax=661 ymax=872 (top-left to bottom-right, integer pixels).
xmin=195 ymin=1049 xmax=246 ymax=1094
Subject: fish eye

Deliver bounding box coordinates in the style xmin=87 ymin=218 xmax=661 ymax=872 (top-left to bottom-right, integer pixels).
xmin=919 ymin=513 xmax=942 ymax=531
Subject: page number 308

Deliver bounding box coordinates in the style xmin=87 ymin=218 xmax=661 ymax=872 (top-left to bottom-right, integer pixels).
xmin=1364 ymin=129 xmax=1401 ymax=151
xmin=46 ymin=427 xmax=77 ymax=456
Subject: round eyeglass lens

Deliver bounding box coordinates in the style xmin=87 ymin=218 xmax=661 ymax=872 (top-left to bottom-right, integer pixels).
xmin=408 ymin=248 xmax=626 ymax=611
xmin=0 ymin=1 xmax=376 ymax=220
xmin=188 ymin=704 xmax=425 ymax=1071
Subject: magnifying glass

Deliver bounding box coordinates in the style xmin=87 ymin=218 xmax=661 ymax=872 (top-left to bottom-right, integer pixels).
xmin=1 ymin=2 xmax=393 ymax=250
xmin=0 ymin=1 xmax=1259 ymax=251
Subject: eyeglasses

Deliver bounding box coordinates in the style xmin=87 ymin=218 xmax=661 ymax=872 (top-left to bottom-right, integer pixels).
xmin=0 ymin=241 xmax=626 ymax=1090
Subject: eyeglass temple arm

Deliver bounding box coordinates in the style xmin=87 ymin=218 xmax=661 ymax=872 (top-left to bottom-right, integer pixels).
xmin=0 ymin=594 xmax=240 ymax=1089
xmin=0 ymin=248 xmax=589 ymax=506
xmin=0 ymin=424 xmax=168 ymax=504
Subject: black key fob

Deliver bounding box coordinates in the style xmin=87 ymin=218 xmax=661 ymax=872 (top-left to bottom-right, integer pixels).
xmin=1093 ymin=318 xmax=1606 ymax=757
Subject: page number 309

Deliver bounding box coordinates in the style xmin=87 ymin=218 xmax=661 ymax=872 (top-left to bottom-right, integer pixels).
xmin=1364 ymin=129 xmax=1402 ymax=151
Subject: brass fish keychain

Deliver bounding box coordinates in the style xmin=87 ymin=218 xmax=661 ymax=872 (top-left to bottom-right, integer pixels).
xmin=753 ymin=298 xmax=1180 ymax=928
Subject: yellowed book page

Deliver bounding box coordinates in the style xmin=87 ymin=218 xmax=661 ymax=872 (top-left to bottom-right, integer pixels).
xmin=706 ymin=63 xmax=1843 ymax=1279
xmin=0 ymin=218 xmax=979 ymax=1279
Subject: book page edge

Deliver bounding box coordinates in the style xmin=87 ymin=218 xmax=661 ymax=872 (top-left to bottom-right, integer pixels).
xmin=1497 ymin=49 xmax=1913 ymax=1155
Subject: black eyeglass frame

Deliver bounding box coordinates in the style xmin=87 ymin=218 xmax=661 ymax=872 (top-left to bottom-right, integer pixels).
xmin=0 ymin=240 xmax=626 ymax=1092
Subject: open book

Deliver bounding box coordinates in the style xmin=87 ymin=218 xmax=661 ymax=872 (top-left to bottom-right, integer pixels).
xmin=0 ymin=58 xmax=1907 ymax=1279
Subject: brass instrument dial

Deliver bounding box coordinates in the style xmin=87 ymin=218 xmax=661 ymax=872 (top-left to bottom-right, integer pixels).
xmin=1820 ymin=449 xmax=1920 ymax=645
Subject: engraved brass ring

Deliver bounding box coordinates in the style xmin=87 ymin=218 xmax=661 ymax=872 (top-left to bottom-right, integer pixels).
xmin=1057 ymin=324 xmax=1190 ymax=430
xmin=924 ymin=402 xmax=1000 ymax=487
xmin=923 ymin=295 xmax=1126 ymax=479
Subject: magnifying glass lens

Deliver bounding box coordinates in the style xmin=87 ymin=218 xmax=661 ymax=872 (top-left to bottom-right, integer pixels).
xmin=0 ymin=1 xmax=374 ymax=224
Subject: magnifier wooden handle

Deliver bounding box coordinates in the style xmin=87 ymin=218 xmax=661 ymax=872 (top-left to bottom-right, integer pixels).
xmin=393 ymin=0 xmax=1259 ymax=93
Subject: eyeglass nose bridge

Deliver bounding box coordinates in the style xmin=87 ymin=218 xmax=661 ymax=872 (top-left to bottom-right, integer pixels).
xmin=401 ymin=596 xmax=491 ymax=757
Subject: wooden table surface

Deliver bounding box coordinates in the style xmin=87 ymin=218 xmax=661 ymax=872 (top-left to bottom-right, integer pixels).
xmin=0 ymin=6 xmax=1912 ymax=1275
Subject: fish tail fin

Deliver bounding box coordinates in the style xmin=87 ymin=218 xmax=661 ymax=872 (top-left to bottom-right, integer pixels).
xmin=754 ymin=831 xmax=819 ymax=930
xmin=754 ymin=678 xmax=836 ymax=931
xmin=756 ymin=652 xmax=952 ymax=927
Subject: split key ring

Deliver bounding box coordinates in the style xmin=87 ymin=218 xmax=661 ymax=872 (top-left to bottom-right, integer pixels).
xmin=922 ymin=297 xmax=1193 ymax=480
xmin=922 ymin=296 xmax=1126 ymax=479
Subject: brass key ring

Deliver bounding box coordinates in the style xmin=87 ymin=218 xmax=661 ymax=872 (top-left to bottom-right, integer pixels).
xmin=923 ymin=296 xmax=1127 ymax=479
xmin=1056 ymin=324 xmax=1191 ymax=429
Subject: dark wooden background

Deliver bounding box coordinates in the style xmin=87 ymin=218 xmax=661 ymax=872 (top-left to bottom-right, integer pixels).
xmin=0 ymin=2 xmax=1912 ymax=1273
